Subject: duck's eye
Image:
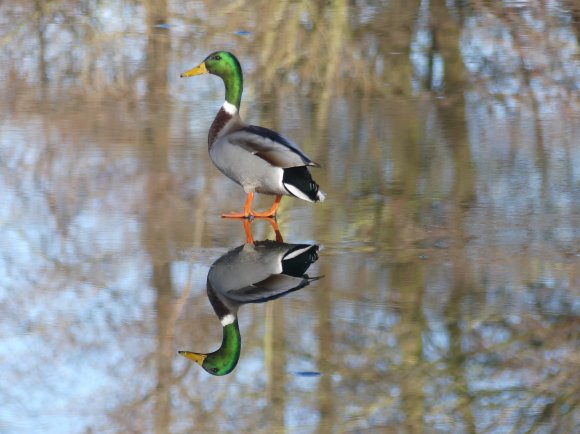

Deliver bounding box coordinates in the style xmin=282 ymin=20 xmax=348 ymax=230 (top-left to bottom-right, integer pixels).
xmin=214 ymin=55 xmax=221 ymax=61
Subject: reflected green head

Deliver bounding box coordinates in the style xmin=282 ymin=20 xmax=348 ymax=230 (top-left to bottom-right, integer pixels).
xmin=178 ymin=320 xmax=241 ymax=376
xmin=179 ymin=350 xmax=238 ymax=376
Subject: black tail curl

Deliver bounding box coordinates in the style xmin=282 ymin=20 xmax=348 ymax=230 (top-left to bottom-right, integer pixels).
xmin=282 ymin=166 xmax=323 ymax=202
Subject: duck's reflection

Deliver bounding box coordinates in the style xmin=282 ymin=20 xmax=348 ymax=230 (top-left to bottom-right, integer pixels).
xmin=180 ymin=222 xmax=320 ymax=376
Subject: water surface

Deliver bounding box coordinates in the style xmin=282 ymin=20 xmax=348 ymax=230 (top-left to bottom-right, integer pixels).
xmin=1 ymin=1 xmax=579 ymax=433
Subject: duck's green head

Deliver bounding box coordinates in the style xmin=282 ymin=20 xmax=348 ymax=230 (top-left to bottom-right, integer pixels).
xmin=181 ymin=51 xmax=243 ymax=108
xmin=180 ymin=51 xmax=240 ymax=78
xmin=178 ymin=318 xmax=241 ymax=376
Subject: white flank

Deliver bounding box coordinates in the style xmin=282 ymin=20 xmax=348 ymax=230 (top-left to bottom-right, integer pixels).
xmin=220 ymin=314 xmax=235 ymax=326
xmin=222 ymin=101 xmax=238 ymax=115
xmin=317 ymin=190 xmax=326 ymax=202
xmin=284 ymin=183 xmax=315 ymax=202
xmin=284 ymin=246 xmax=313 ymax=260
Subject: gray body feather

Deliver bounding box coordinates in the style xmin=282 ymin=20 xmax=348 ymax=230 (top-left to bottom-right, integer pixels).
xmin=207 ymin=241 xmax=319 ymax=316
xmin=209 ymin=116 xmax=323 ymax=200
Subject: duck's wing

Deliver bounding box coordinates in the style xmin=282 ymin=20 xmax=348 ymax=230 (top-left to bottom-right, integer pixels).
xmin=226 ymin=125 xmax=320 ymax=169
xmin=225 ymin=274 xmax=319 ymax=304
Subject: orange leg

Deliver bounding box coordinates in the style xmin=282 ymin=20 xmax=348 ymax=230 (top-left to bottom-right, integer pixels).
xmin=222 ymin=192 xmax=255 ymax=219
xmin=221 ymin=193 xmax=283 ymax=219
xmin=251 ymin=195 xmax=282 ymax=218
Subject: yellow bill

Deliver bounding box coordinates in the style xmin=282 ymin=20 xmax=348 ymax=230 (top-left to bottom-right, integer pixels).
xmin=180 ymin=62 xmax=208 ymax=77
xmin=178 ymin=350 xmax=207 ymax=365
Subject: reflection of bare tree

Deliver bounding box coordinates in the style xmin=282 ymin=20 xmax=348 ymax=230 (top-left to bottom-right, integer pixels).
xmin=445 ymin=247 xmax=478 ymax=434
xmin=149 ymin=68 xmax=172 ymax=434
xmin=396 ymin=263 xmax=426 ymax=433
xmin=33 ymin=0 xmax=48 ymax=88
xmin=265 ymin=301 xmax=288 ymax=432
xmin=316 ymin=259 xmax=335 ymax=434
xmin=426 ymin=8 xmax=478 ymax=429
xmin=143 ymin=2 xmax=174 ymax=433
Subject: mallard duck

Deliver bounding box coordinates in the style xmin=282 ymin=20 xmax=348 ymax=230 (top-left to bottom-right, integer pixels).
xmin=179 ymin=239 xmax=320 ymax=376
xmin=180 ymin=51 xmax=325 ymax=218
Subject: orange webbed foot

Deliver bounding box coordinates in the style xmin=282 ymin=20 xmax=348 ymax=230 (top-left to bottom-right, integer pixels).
xmin=221 ymin=193 xmax=282 ymax=220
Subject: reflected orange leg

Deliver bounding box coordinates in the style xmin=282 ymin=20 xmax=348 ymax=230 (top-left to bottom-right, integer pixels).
xmin=262 ymin=217 xmax=284 ymax=242
xmin=242 ymin=219 xmax=255 ymax=244
xmin=221 ymin=193 xmax=283 ymax=219
xmin=241 ymin=217 xmax=283 ymax=244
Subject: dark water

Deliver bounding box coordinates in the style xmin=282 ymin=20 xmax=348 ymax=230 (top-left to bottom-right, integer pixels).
xmin=1 ymin=1 xmax=579 ymax=433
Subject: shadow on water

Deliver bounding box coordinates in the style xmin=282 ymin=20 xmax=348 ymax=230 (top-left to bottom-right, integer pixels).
xmin=179 ymin=220 xmax=321 ymax=376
